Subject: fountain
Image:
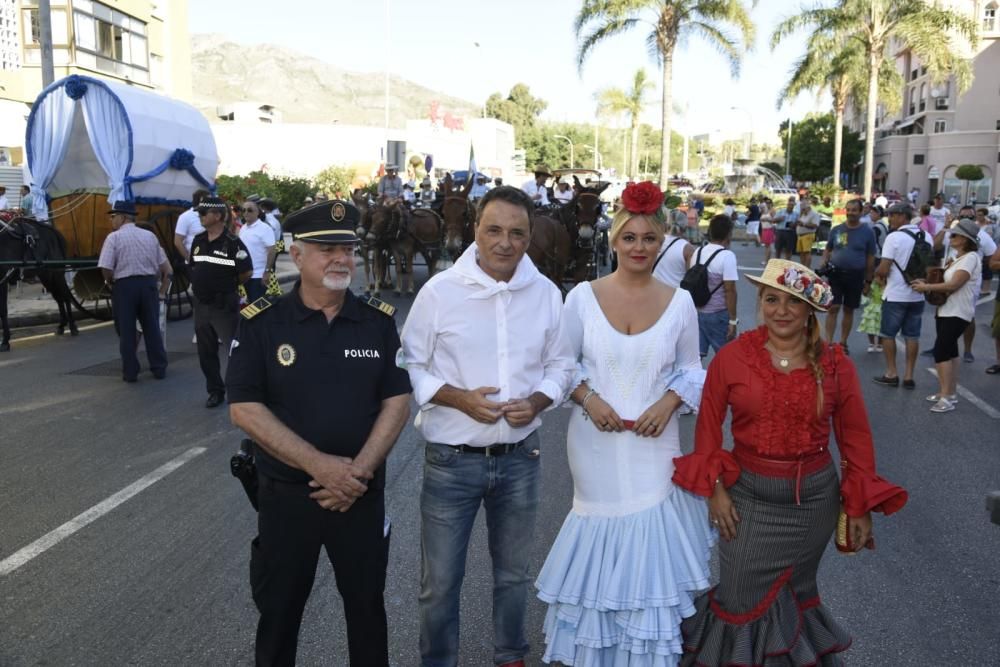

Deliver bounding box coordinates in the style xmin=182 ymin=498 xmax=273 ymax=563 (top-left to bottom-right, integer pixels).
xmin=722 ymin=159 xmax=790 ymax=194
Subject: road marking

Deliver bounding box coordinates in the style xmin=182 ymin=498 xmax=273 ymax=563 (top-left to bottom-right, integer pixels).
xmin=9 ymin=320 xmax=113 ymax=346
xmin=926 ymin=368 xmax=1000 ymax=419
xmin=0 ymin=356 xmax=32 ymax=369
xmin=976 ymin=294 xmax=992 ymax=307
xmin=738 ymin=265 xmax=766 ymax=272
xmin=0 ymin=446 xmax=207 ymax=577
xmin=0 ymin=390 xmax=93 ymax=416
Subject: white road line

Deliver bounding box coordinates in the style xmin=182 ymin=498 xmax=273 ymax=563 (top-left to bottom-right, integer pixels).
xmin=926 ymin=368 xmax=1000 ymax=419
xmin=9 ymin=320 xmax=113 ymax=346
xmin=737 ymin=265 xmax=766 ymax=272
xmin=0 ymin=446 xmax=207 ymax=577
xmin=976 ymin=294 xmax=992 ymax=307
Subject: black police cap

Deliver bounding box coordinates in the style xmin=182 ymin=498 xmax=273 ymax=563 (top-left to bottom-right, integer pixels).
xmin=283 ymin=199 xmax=360 ymax=245
xmin=197 ymin=195 xmax=229 ymax=214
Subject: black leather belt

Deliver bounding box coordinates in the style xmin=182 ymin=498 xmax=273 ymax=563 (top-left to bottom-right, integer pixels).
xmin=445 ymin=441 xmax=522 ymax=457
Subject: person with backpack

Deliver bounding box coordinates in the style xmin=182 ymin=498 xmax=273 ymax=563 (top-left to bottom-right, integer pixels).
xmin=873 ymin=203 xmax=929 ymax=389
xmin=682 ymin=214 xmax=739 ymax=358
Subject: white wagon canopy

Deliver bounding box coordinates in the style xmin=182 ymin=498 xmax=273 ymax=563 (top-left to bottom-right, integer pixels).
xmin=25 ymin=74 xmax=218 ymax=220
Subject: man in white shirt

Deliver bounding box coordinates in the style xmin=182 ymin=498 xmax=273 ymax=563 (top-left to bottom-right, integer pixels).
xmin=0 ymin=186 xmax=8 ymax=211
xmin=469 ymin=174 xmax=490 ymax=201
xmin=401 ymin=186 xmax=575 ymax=667
xmin=520 ymin=165 xmax=551 ymax=207
xmin=687 ymin=214 xmax=739 ymax=357
xmin=173 ymin=189 xmax=209 ymax=262
xmin=259 ymin=198 xmax=284 ymax=246
xmin=377 ymin=165 xmax=404 ymax=204
xmin=929 ymin=193 xmax=949 ymax=230
xmin=238 ymin=199 xmax=277 ymax=304
xmin=402 ymin=182 xmax=416 ymax=205
xmin=874 ymin=203 xmax=925 ymax=388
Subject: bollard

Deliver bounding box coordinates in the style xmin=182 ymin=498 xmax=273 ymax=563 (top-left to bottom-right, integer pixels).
xmin=988 ymin=492 xmax=1000 ymax=526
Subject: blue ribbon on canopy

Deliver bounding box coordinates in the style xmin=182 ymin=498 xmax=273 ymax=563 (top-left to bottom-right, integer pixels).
xmin=123 ymin=148 xmax=215 ymax=201
xmin=64 ymin=75 xmax=88 ymax=100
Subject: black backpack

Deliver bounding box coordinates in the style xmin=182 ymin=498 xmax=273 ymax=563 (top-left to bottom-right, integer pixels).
xmin=891 ymin=228 xmax=934 ymax=284
xmin=680 ymin=246 xmax=725 ymax=307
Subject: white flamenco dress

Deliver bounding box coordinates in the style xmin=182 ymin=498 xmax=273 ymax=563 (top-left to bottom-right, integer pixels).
xmin=536 ymin=283 xmax=715 ymax=666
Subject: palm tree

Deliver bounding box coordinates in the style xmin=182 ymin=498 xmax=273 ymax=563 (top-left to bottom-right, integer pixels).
xmin=774 ymin=0 xmax=977 ymax=200
xmin=772 ymin=25 xmax=902 ymax=188
xmin=575 ymin=0 xmax=756 ymax=188
xmin=596 ymin=68 xmax=654 ymax=179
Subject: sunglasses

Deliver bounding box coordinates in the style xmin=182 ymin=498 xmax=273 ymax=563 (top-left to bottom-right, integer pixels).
xmin=241 ymin=207 xmax=257 ymax=212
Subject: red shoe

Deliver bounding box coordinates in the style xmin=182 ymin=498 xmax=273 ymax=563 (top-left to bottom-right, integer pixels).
xmin=499 ymin=661 xmax=525 ymax=667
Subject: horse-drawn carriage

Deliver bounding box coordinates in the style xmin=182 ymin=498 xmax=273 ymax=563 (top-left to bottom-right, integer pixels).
xmin=0 ymin=74 xmax=218 ymax=351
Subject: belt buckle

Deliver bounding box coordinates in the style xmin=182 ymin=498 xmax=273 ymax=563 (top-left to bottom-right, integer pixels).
xmin=484 ymin=445 xmax=492 ymax=458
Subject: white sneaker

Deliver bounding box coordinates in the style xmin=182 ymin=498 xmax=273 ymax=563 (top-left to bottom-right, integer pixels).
xmin=874 ymin=344 xmax=883 ymax=352
xmin=926 ymin=393 xmax=958 ymax=403
xmin=866 ymin=344 xmax=876 ymax=353
xmin=930 ymin=398 xmax=955 ymax=413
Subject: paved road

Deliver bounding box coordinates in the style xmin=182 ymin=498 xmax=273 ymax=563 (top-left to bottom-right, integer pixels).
xmin=1 ymin=245 xmax=998 ymax=666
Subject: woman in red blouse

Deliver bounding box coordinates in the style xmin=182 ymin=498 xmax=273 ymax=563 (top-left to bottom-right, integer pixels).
xmin=674 ymin=259 xmax=907 ymax=666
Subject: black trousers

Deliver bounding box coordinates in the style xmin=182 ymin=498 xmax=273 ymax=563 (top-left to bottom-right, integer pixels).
xmin=252 ymin=475 xmax=390 ymax=667
xmin=112 ymin=275 xmax=167 ymax=380
xmin=193 ymin=297 xmax=238 ymax=395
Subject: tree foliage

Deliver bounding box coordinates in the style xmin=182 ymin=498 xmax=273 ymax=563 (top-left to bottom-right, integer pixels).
xmin=955 ymin=164 xmax=984 ymax=182
xmin=773 ymin=0 xmax=979 ymax=198
xmin=575 ymin=0 xmax=756 ymax=186
xmin=778 ymin=113 xmax=862 ymax=183
xmin=214 ymin=171 xmax=314 ymax=214
xmin=313 ymin=165 xmax=357 ymax=199
xmin=597 ymin=69 xmax=653 ymax=178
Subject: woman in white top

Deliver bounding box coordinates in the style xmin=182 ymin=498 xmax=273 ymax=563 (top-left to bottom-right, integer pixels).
xmin=536 ymin=182 xmax=713 ymax=666
xmin=912 ymin=219 xmax=982 ymax=412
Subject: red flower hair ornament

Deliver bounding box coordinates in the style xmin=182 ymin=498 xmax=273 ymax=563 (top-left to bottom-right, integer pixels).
xmin=621 ymin=181 xmax=666 ymax=219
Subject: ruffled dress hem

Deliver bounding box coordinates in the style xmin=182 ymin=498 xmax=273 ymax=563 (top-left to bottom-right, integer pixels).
xmin=536 ymin=487 xmax=716 ymax=666
xmin=680 ymin=579 xmax=852 ymax=667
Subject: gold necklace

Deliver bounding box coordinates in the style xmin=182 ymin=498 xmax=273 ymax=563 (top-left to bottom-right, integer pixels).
xmin=765 ymin=341 xmax=802 ymax=368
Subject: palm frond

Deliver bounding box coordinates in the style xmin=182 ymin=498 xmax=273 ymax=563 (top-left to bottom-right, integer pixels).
xmin=577 ymin=17 xmax=641 ymax=70
xmin=684 ymin=20 xmax=742 ymax=76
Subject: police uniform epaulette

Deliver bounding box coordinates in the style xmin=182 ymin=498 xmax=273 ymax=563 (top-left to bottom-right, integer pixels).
xmin=241 ymin=296 xmax=274 ymax=320
xmin=363 ymin=295 xmax=396 ymax=317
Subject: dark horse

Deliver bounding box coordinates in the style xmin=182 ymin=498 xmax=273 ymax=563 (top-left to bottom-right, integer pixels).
xmin=0 ymin=216 xmax=79 ymax=351
xmin=552 ymin=177 xmax=611 ymax=283
xmin=440 ymin=175 xmax=476 ymax=260
xmin=527 ymin=213 xmax=571 ymax=291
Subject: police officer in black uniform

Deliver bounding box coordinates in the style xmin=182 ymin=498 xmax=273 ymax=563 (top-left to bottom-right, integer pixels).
xmin=226 ymin=199 xmax=412 ymax=667
xmin=189 ymin=196 xmax=252 ymax=408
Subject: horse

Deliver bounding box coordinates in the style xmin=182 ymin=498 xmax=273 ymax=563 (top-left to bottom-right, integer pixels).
xmin=0 ymin=216 xmax=80 ymax=351
xmin=368 ymin=202 xmax=412 ymax=297
xmin=439 ymin=175 xmax=476 ymax=260
xmin=554 ymin=177 xmax=611 ymax=282
xmin=351 ymin=190 xmax=386 ymax=293
xmin=403 ymin=207 xmax=444 ymax=287
xmin=527 ymin=212 xmax=571 ymax=292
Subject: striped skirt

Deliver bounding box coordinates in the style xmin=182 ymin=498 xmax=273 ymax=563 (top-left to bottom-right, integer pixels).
xmin=680 ymin=463 xmax=851 ymax=666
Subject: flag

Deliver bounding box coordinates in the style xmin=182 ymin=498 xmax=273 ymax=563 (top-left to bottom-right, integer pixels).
xmin=467 ymin=144 xmax=477 ymax=183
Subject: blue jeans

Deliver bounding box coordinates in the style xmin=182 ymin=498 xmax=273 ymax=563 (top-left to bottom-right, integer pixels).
xmin=419 ymin=433 xmax=541 ymax=667
xmin=698 ymin=309 xmax=730 ymax=357
xmin=880 ymin=299 xmax=925 ymax=340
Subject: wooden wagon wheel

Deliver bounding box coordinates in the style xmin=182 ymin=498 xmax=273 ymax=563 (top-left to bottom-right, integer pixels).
xmin=67 ymin=266 xmax=113 ymax=320
xmin=139 ymin=210 xmax=193 ymax=321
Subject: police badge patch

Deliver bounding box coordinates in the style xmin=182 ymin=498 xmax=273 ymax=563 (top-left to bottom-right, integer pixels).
xmin=236 ymin=249 xmax=248 ymax=260
xmin=331 ymin=202 xmax=346 ymax=221
xmin=276 ymin=343 xmax=297 ymax=367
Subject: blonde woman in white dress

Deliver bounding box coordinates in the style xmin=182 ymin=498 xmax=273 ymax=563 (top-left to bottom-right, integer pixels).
xmin=536 ymin=182 xmax=714 ymax=666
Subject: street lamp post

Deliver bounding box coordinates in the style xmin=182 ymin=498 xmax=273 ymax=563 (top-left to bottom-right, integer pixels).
xmin=731 ymin=106 xmax=753 ymax=159
xmin=554 ymin=135 xmax=574 ymax=168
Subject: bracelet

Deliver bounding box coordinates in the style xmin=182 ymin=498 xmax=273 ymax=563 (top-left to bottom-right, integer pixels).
xmin=580 ymin=389 xmax=598 ymax=418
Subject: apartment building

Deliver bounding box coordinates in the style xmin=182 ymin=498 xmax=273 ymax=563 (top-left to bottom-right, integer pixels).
xmin=0 ymin=0 xmax=191 ymax=165
xmin=846 ymin=0 xmax=1000 ymax=202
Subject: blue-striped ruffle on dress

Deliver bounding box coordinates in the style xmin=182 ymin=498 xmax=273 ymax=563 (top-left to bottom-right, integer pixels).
xmin=536 ymin=487 xmax=715 ymax=666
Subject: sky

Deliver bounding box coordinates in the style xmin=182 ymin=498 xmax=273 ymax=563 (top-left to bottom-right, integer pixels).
xmin=189 ymin=0 xmax=830 ymax=145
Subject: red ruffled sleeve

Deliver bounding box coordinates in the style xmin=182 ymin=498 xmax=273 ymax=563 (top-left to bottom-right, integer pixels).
xmin=831 ymin=352 xmax=908 ymax=516
xmin=672 ymin=343 xmax=742 ymax=497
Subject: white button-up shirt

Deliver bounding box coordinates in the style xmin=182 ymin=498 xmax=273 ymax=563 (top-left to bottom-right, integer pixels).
xmin=521 ymin=179 xmax=550 ymax=206
xmin=401 ymin=244 xmax=575 ymax=446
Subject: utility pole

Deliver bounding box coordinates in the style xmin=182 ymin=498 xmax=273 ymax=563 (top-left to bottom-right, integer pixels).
xmin=38 ymin=0 xmax=54 ymax=87
xmin=593 ymin=123 xmax=600 ymax=171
